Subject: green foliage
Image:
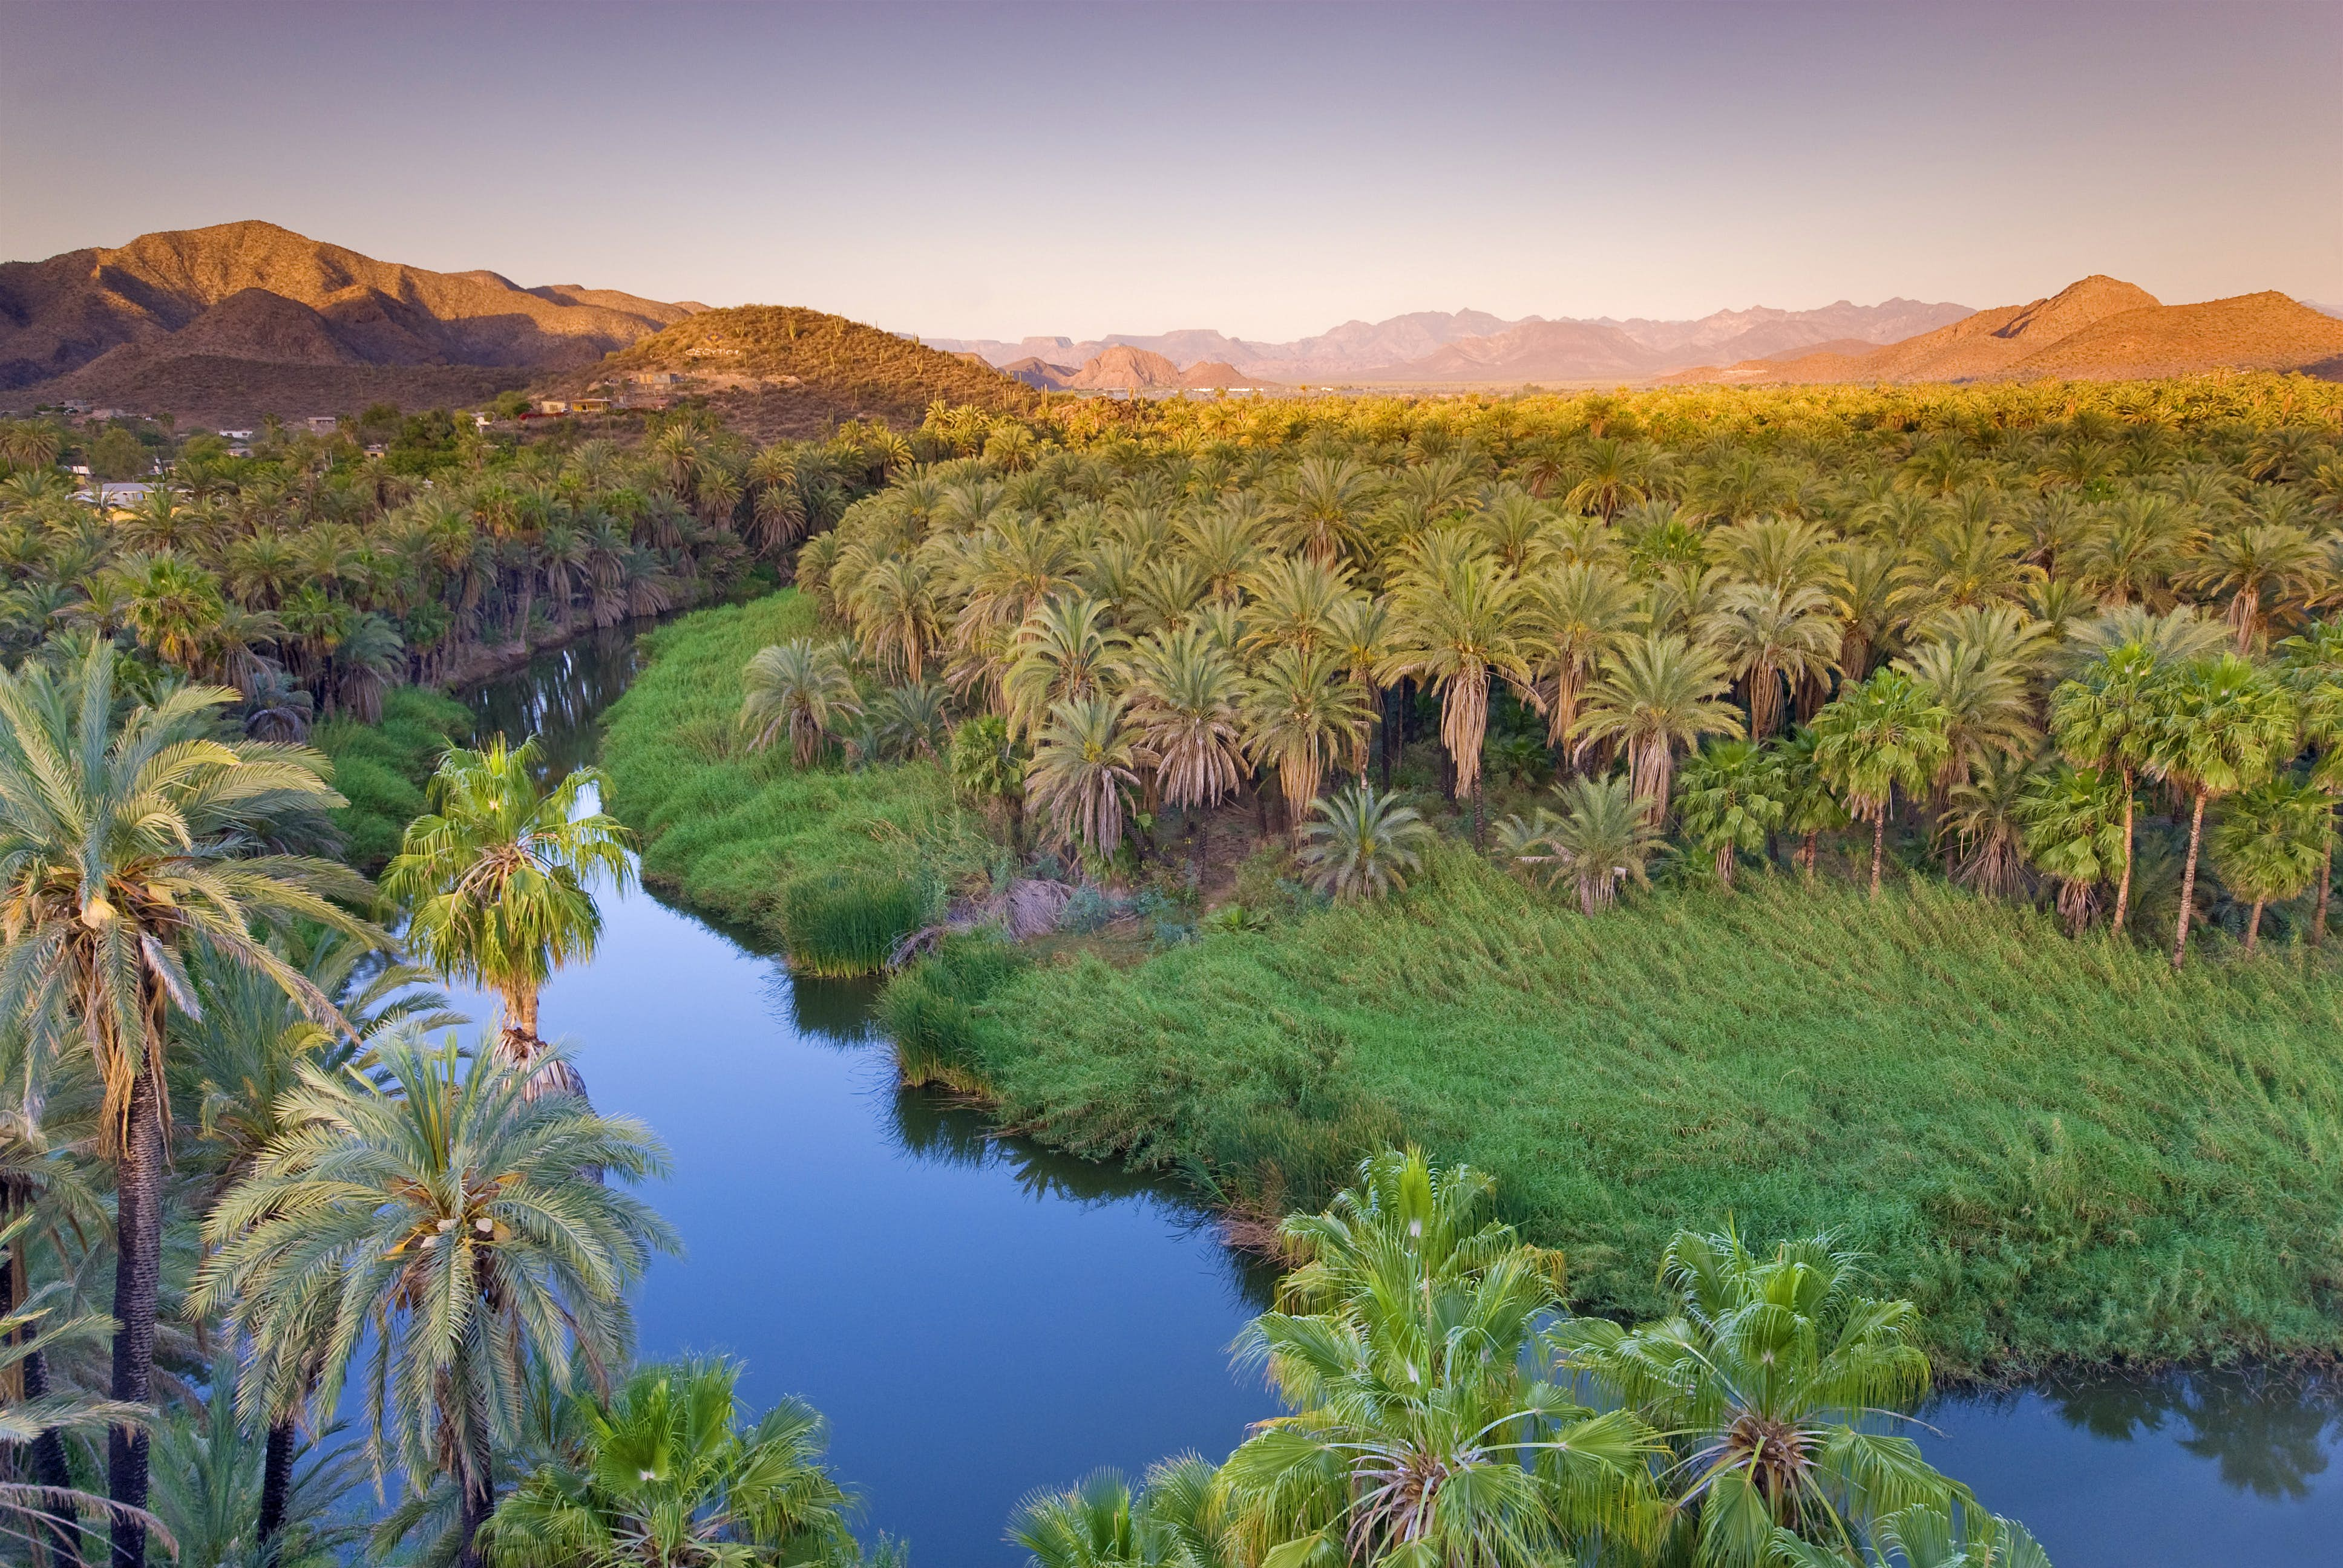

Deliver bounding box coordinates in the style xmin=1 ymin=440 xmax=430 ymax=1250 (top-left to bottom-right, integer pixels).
xmin=890 ymin=848 xmax=2343 ymax=1372
xmin=601 ymin=591 xmax=989 ymax=972
xmin=313 ymin=685 xmax=474 ymax=871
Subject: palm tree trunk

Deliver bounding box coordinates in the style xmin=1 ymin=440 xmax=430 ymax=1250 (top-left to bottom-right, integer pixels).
xmin=258 ymin=1419 xmax=296 ymax=1560
xmin=2112 ymin=772 xmax=2135 ymax=933
xmin=2173 ymin=788 xmax=2207 ymax=970
xmin=1799 ymin=830 xmax=1818 ymax=881
xmin=2316 ymin=820 xmax=2333 ymax=947
xmin=2246 ymin=898 xmax=2266 ymax=955
xmin=1716 ymin=843 xmax=1736 ymax=888
xmin=108 ymin=1059 xmax=165 ymax=1568
xmin=1869 ymin=811 xmax=1887 ymax=900
xmin=4 ymin=1188 xmax=82 ymax=1566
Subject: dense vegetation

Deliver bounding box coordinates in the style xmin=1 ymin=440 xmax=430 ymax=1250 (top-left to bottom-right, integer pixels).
xmin=596 ymin=374 xmax=2343 ymax=1370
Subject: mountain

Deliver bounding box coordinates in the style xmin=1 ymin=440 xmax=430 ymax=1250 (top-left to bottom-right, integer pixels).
xmin=1360 ymin=319 xmax=1663 ymax=384
xmin=927 ymin=309 xmax=1519 ymax=384
xmin=0 ymin=220 xmax=694 ymax=420
xmin=1001 ymin=355 xmax=1077 ymax=390
xmin=1061 ymin=345 xmax=1187 ymax=390
xmin=1672 ymin=276 xmax=2343 ymax=385
xmin=554 ymin=304 xmax=1034 ymax=439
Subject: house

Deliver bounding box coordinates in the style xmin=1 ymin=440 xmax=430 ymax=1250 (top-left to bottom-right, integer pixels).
xmin=304 ymin=415 xmax=339 ymax=435
xmin=572 ymin=396 xmax=611 ymax=414
xmin=472 ymin=412 xmax=494 ymax=430
xmin=59 ymin=399 xmax=93 ymax=414
xmin=534 ymin=398 xmax=572 ymax=416
xmin=218 ymin=428 xmax=255 ymax=441
xmin=363 ymin=443 xmax=390 ymax=457
xmin=629 ymin=370 xmax=682 ymax=387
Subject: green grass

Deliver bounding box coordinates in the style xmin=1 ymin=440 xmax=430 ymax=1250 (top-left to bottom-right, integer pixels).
xmin=882 ymin=846 xmax=2343 ymax=1374
xmin=598 ymin=590 xmax=992 ymax=971
xmin=314 ymin=687 xmax=473 ymax=872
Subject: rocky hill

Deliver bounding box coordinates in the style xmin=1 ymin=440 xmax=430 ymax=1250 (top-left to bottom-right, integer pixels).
xmin=1673 ymin=277 xmax=2343 ymax=385
xmin=0 ymin=220 xmax=695 ymax=421
xmin=559 ymin=305 xmax=1035 ymax=438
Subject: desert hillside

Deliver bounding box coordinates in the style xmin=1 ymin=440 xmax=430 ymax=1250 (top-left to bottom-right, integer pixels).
xmin=560 ymin=305 xmax=1035 ymax=437
xmin=1673 ymin=276 xmax=2343 ymax=384
xmin=0 ymin=220 xmax=693 ymax=419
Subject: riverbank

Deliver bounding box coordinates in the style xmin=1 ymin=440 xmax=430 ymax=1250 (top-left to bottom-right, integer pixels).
xmin=315 ymin=685 xmax=474 ymax=871
xmin=598 ymin=590 xmax=994 ymax=973
xmin=597 ymin=595 xmax=2343 ymax=1376
xmin=883 ymin=848 xmax=2343 ymax=1376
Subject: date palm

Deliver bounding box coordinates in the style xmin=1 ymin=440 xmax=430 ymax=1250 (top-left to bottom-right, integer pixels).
xmin=1810 ymin=669 xmax=1951 ymax=899
xmin=382 ymin=737 xmax=635 ymax=1074
xmin=1275 ymin=456 xmax=1377 ymax=566
xmin=2141 ymin=655 xmax=2299 ymax=968
xmin=1378 ymin=544 xmax=1532 ymax=817
xmin=847 ymin=555 xmax=940 ymax=682
xmin=0 ymin=641 xmax=371 ymax=1568
xmin=1521 ymin=560 xmax=1637 ymax=767
xmin=2275 ymin=621 xmax=2343 ymax=944
xmin=1124 ymin=623 xmax=1245 ymax=820
xmin=2210 ymin=776 xmax=2328 ymax=953
xmin=1552 ymin=1229 xmax=1964 ymax=1568
xmin=481 ymin=1359 xmax=857 ymax=1568
xmin=1894 ymin=637 xmax=2034 ymax=806
xmin=1026 ymin=693 xmax=1142 ymax=864
xmin=740 ymin=639 xmax=861 ymax=767
xmin=2180 ymin=522 xmax=2332 ymax=655
xmin=1701 ymin=581 xmax=1841 ymax=740
xmin=1298 ymin=783 xmax=1433 ymax=901
xmin=1506 ymin=772 xmax=1666 ymax=915
xmin=1241 ymin=645 xmax=1370 ymax=840
xmin=1238 ymin=554 xmax=1351 ymax=659
xmin=1004 ymin=595 xmax=1126 ymax=739
xmin=195 ymin=1033 xmax=677 ymax=1568
xmin=1573 ymin=633 xmax=1742 ymax=820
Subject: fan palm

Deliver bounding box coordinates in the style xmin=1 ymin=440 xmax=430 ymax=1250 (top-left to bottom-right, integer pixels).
xmin=1297 ymin=784 xmax=1433 ymax=901
xmin=2140 ymin=655 xmax=2298 ymax=967
xmin=2276 ymin=621 xmax=2343 ymax=944
xmin=2019 ymin=763 xmax=2131 ymax=934
xmin=1675 ymin=739 xmax=1788 ymax=888
xmin=1241 ymin=646 xmax=1370 ymax=840
xmin=1810 ymin=669 xmax=1951 ymax=898
xmin=1777 ymin=727 xmax=1849 ymax=881
xmin=2210 ymin=776 xmax=2328 ymax=953
xmin=383 ymin=736 xmax=634 ymax=1077
xmin=0 ymin=641 xmax=371 ymax=1568
xmin=1552 ymin=1229 xmax=1964 ymax=1568
xmin=1008 ymin=1458 xmax=1224 ymax=1568
xmin=1026 ymin=693 xmax=1142 ymax=864
xmin=195 ymin=1033 xmax=677 ymax=1568
xmin=480 ymin=1358 xmax=859 ymax=1568
xmin=740 ymin=639 xmax=861 ymax=767
xmin=1572 ymin=633 xmax=1742 ymax=819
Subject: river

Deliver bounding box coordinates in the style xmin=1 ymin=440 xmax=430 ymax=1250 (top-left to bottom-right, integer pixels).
xmin=459 ymin=629 xmax=2343 ymax=1567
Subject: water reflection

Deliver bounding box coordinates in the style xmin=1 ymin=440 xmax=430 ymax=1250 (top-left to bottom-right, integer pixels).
xmin=2036 ymin=1369 xmax=2341 ymax=1501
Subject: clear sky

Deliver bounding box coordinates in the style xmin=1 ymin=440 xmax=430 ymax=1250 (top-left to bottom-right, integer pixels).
xmin=5 ymin=1 xmax=2338 ymax=341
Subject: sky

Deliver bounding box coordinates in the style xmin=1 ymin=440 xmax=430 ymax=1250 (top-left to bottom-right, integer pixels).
xmin=5 ymin=1 xmax=2339 ymax=342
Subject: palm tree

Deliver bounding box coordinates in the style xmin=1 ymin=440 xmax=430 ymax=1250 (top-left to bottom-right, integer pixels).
xmin=1218 ymin=1197 xmax=1659 ymax=1567
xmin=1240 ymin=645 xmax=1370 ymax=840
xmin=145 ymin=1364 xmax=366 ymax=1568
xmin=1700 ymin=581 xmax=1840 ymax=740
xmin=1123 ymin=623 xmax=1245 ymax=818
xmin=480 ymin=1359 xmax=860 ymax=1568
xmin=2141 ymin=655 xmax=2299 ymax=968
xmin=1506 ymin=773 xmax=1666 ymax=915
xmin=1 ymin=1210 xmax=164 ymax=1566
xmin=1378 ymin=544 xmax=1532 ymax=826
xmin=382 ymin=736 xmax=635 ymax=1075
xmin=2019 ymin=762 xmax=2132 ymax=935
xmin=848 ymin=555 xmax=940 ymax=682
xmin=1777 ymin=727 xmax=1849 ymax=881
xmin=741 ymin=639 xmax=862 ymax=768
xmin=195 ymin=1033 xmax=677 ymax=1568
xmin=1553 ymin=1228 xmax=1965 ymax=1568
xmin=2210 ymin=776 xmax=2328 ymax=954
xmin=0 ymin=641 xmax=372 ymax=1568
xmin=1520 ymin=560 xmax=1637 ymax=771
xmin=1770 ymin=1500 xmax=2052 ymax=1568
xmin=949 ymin=713 xmax=1028 ymax=851
xmin=1004 ymin=595 xmax=1126 ymax=739
xmin=1025 ymin=693 xmax=1142 ymax=866
xmin=1572 ymin=633 xmax=1743 ymax=820
xmin=1675 ymin=739 xmax=1788 ymax=889
xmin=1298 ymin=785 xmax=1434 ymax=901
xmin=2178 ymin=523 xmax=2332 ymax=654
xmin=1939 ymin=751 xmax=2037 ymax=900
xmin=1276 ymin=456 xmax=1377 ymax=565
xmin=1810 ymin=669 xmax=1951 ymax=899
xmin=1008 ymin=1459 xmax=1223 ymax=1568
xmin=2276 ymin=621 xmax=2343 ymax=944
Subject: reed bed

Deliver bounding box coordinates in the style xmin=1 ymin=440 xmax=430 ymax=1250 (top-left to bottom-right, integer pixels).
xmin=889 ymin=848 xmax=2343 ymax=1374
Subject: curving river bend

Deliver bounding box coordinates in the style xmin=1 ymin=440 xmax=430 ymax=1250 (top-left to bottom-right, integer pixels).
xmin=459 ymin=629 xmax=2343 ymax=1567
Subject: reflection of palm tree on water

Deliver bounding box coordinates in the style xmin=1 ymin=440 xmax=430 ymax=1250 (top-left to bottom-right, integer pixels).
xmin=2014 ymin=1370 xmax=2343 ymax=1501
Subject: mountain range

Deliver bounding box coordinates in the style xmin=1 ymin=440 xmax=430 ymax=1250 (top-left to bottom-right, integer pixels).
xmin=0 ymin=220 xmax=699 ymax=420
xmin=928 ymin=297 xmax=1976 ymax=385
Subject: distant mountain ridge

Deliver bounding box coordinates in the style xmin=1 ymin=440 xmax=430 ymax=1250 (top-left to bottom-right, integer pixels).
xmin=0 ymin=220 xmax=696 ymax=420
xmin=928 ymin=298 xmax=1974 ymax=385
xmin=1669 ymin=276 xmax=2343 ymax=385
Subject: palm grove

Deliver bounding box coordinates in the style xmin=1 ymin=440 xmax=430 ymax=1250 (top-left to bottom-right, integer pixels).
xmin=756 ymin=380 xmax=2343 ymax=969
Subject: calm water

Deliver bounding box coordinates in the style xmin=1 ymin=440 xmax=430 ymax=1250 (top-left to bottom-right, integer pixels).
xmin=457 ymin=633 xmax=2343 ymax=1567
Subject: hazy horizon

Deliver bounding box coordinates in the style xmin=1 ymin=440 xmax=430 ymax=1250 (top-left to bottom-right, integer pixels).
xmin=6 ymin=1 xmax=2338 ymax=343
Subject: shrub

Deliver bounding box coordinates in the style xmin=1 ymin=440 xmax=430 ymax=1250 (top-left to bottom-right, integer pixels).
xmin=777 ymin=871 xmax=936 ymax=978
